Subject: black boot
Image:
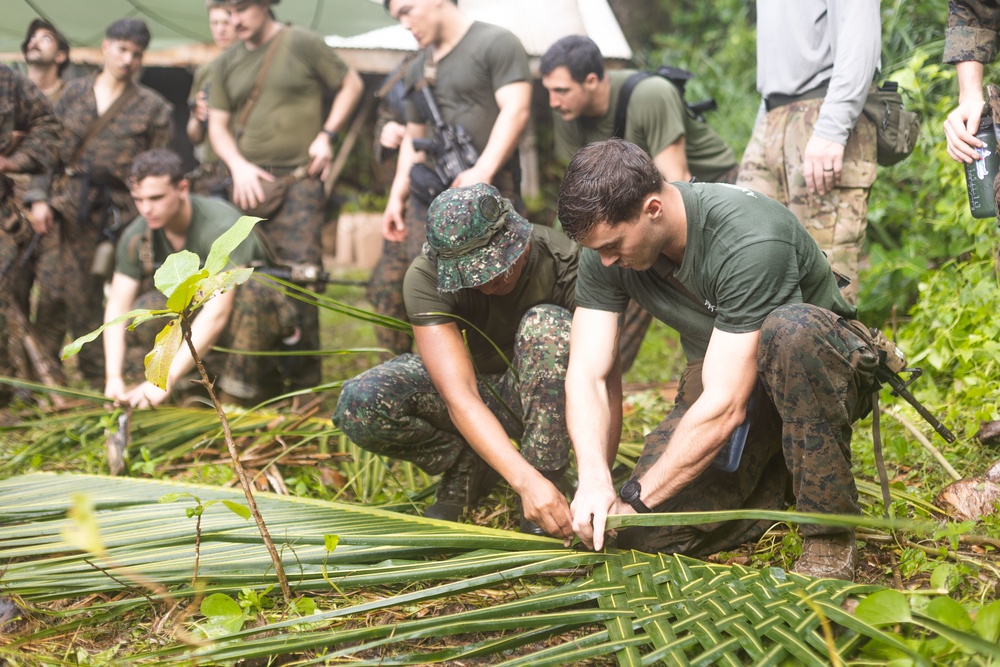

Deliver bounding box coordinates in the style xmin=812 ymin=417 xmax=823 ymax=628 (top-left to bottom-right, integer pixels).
xmin=424 ymin=446 xmax=500 ymax=522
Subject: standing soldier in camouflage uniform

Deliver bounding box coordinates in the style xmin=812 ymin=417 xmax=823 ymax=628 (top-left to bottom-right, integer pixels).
xmin=334 ymin=184 xmax=579 ymax=540
xmin=370 ymin=0 xmax=533 ymax=355
xmin=0 ymin=65 xmax=60 ymax=404
xmin=560 ymin=140 xmax=878 ymax=581
xmin=208 ymin=0 xmax=364 ymax=393
xmin=103 ymin=149 xmax=296 ymax=408
xmin=943 ymin=0 xmax=1000 ymax=193
xmin=186 ymin=1 xmax=235 ymax=198
xmin=736 ymin=1 xmax=882 ymax=304
xmin=24 ymin=18 xmax=174 ymax=387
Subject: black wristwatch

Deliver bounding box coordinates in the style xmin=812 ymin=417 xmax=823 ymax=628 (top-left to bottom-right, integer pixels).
xmin=619 ymin=479 xmax=652 ymax=514
xmin=321 ymin=128 xmax=338 ymax=143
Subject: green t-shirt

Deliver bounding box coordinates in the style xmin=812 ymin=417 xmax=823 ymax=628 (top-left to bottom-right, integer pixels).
xmin=209 ymin=27 xmax=347 ymax=167
xmin=403 ymin=225 xmax=579 ymax=374
xmin=576 ymin=182 xmax=853 ymax=362
xmin=404 ymin=21 xmax=529 ymax=155
xmin=116 ymin=195 xmax=267 ymax=280
xmin=554 ymin=70 xmax=737 ymax=183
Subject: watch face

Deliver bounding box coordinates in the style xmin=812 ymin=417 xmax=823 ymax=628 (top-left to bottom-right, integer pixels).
xmin=620 ymin=479 xmax=640 ymax=502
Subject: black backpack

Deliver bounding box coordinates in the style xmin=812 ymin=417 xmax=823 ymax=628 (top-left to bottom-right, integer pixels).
xmin=613 ymin=66 xmax=718 ymax=140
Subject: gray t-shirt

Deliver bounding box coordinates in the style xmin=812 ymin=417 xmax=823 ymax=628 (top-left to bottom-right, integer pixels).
xmin=576 ymin=182 xmax=853 ymax=361
xmin=754 ymin=0 xmax=881 ymax=144
xmin=404 ymin=225 xmax=579 ymax=374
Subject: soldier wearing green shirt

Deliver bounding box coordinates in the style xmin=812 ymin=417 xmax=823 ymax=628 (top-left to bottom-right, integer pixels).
xmin=335 ymin=184 xmax=578 ymax=540
xmin=104 ymin=149 xmax=296 ymax=408
xmin=560 ymin=139 xmax=878 ymax=581
xmin=208 ymin=0 xmax=364 ymax=392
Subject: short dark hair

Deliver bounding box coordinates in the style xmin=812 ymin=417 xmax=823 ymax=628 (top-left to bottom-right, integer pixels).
xmin=130 ymin=149 xmax=186 ymax=186
xmin=557 ymin=139 xmax=664 ymax=241
xmin=105 ymin=18 xmax=151 ymax=50
xmin=22 ymin=19 xmax=71 ymax=76
xmin=383 ymin=0 xmax=457 ymax=11
xmin=540 ymin=35 xmax=604 ymax=82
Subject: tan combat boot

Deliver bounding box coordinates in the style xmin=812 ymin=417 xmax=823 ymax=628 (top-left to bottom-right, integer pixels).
xmin=792 ymin=531 xmax=857 ymax=581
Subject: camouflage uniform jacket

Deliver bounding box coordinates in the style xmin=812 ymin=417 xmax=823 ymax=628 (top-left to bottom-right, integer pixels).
xmin=24 ymin=74 xmax=173 ymax=223
xmin=0 ymin=65 xmax=60 ymax=179
xmin=945 ymin=0 xmax=1000 ymax=64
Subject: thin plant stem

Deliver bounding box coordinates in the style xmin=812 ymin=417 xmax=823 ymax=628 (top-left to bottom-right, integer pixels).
xmin=179 ymin=312 xmax=292 ymax=603
xmin=883 ymin=407 xmax=962 ymax=481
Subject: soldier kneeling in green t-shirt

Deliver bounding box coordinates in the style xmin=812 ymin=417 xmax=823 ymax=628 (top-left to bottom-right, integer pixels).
xmin=560 ymin=139 xmax=879 ymax=581
xmin=103 ymin=149 xmax=297 ymax=408
xmin=334 ymin=184 xmax=580 ymax=541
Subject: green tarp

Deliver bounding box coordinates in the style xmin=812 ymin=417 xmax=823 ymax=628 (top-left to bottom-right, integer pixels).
xmin=0 ymin=0 xmax=393 ymax=53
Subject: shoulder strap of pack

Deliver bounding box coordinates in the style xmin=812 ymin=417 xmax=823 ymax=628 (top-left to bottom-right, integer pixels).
xmin=613 ymin=72 xmax=653 ymax=139
xmin=235 ymin=28 xmax=286 ymax=136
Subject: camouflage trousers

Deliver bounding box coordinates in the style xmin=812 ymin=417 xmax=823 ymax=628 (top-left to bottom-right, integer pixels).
xmin=366 ymin=168 xmax=526 ymax=355
xmin=127 ymin=278 xmax=298 ymax=402
xmin=618 ymin=165 xmax=740 ymax=372
xmin=332 ymin=304 xmax=573 ymax=477
xmin=33 ymin=209 xmax=108 ymax=385
xmin=248 ymin=175 xmax=325 ymax=390
xmin=737 ymin=98 xmax=878 ymax=304
xmin=617 ymin=304 xmax=878 ymax=557
xmin=0 ymin=193 xmax=34 ymax=400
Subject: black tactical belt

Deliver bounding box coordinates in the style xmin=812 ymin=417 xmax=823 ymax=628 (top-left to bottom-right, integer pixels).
xmin=764 ymin=81 xmax=830 ymax=111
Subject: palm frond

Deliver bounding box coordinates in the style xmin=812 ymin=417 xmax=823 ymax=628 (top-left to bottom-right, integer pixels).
xmin=0 ymin=473 xmax=954 ymax=666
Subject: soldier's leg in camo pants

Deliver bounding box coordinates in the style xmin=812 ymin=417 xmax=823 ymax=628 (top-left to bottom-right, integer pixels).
xmin=493 ymin=304 xmax=573 ymax=474
xmin=217 ymin=280 xmax=298 ymax=402
xmin=757 ymin=303 xmax=878 ymax=537
xmin=333 ymin=305 xmax=573 ymax=476
xmin=737 ymin=100 xmax=877 ymax=304
xmin=257 ymin=177 xmax=325 ymax=390
xmin=616 ymin=360 xmax=789 ymax=557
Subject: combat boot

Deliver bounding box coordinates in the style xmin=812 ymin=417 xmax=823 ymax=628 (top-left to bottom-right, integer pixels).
xmin=424 ymin=446 xmax=500 ymax=522
xmin=792 ymin=531 xmax=857 ymax=581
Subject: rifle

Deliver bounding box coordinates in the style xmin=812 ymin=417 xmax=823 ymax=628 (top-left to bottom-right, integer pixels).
xmin=252 ymin=264 xmax=368 ymax=288
xmin=869 ymin=329 xmax=956 ymax=444
xmin=409 ymin=81 xmax=480 ymax=204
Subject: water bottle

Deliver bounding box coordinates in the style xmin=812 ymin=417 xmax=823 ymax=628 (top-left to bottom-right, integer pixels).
xmin=964 ymin=108 xmax=1000 ymax=219
xmin=711 ymin=381 xmax=762 ymax=473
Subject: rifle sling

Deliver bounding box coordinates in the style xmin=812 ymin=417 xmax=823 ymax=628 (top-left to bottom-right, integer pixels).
xmin=66 ymin=81 xmax=139 ymax=173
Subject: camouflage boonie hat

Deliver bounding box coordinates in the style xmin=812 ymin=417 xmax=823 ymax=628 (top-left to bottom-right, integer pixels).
xmin=425 ymin=183 xmax=531 ymax=293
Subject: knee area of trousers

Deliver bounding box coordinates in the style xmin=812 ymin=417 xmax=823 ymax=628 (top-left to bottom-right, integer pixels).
xmin=516 ymin=305 xmax=572 ymax=345
xmin=331 ymin=373 xmax=383 ymax=438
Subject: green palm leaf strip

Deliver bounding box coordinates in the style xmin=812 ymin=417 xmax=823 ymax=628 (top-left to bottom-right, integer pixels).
xmin=3 ymin=473 xmax=989 ymax=666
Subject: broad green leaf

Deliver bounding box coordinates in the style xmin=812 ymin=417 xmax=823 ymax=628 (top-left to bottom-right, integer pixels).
xmin=929 ymin=563 xmax=958 ymax=592
xmin=222 ymin=500 xmax=251 ymax=520
xmin=164 ymin=269 xmax=209 ymax=312
xmin=855 ymin=589 xmax=912 ymax=626
xmin=924 ymin=596 xmax=974 ymax=633
xmin=159 ymin=492 xmax=197 ymax=504
xmin=204 ymin=215 xmax=262 ymax=276
xmin=200 ymin=593 xmax=247 ymax=635
xmin=61 ymin=307 xmax=166 ymax=359
xmin=59 ymin=494 xmax=105 ymax=557
xmin=143 ymin=317 xmax=184 ymax=390
xmin=292 ymin=596 xmax=317 ymax=616
xmin=973 ymin=600 xmax=1000 ymax=643
xmin=324 ymin=534 xmax=340 ymax=553
xmin=191 ymin=268 xmax=254 ymax=311
xmin=154 ymin=250 xmax=201 ymax=299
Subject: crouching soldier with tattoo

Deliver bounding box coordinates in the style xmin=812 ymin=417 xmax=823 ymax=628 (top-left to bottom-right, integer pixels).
xmin=334 ymin=184 xmax=579 ymax=540
xmin=562 ymin=139 xmax=878 ymax=580
xmin=103 ymin=149 xmax=297 ymax=408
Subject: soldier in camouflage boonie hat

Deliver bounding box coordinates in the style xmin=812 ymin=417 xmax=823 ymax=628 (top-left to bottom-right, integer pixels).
xmin=425 ymin=183 xmax=531 ymax=293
